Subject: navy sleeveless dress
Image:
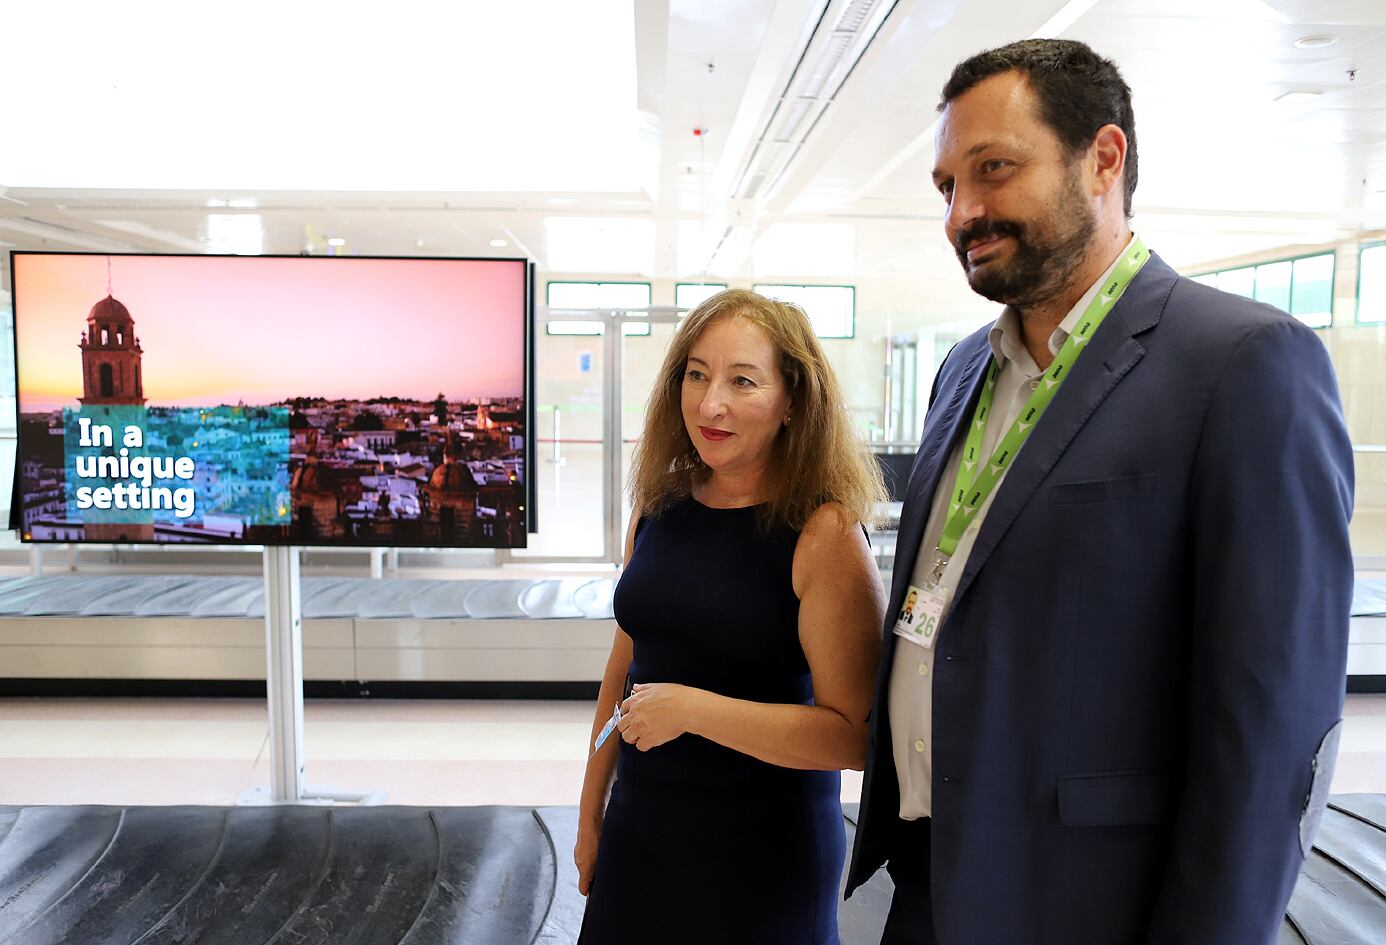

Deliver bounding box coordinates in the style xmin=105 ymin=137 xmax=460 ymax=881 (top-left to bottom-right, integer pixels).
xmin=577 ymin=497 xmax=844 ymax=945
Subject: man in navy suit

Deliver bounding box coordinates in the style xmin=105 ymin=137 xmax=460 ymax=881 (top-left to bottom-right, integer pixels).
xmin=845 ymin=39 xmax=1354 ymax=945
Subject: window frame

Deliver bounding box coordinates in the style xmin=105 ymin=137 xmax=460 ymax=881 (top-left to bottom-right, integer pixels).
xmin=1356 ymin=240 xmax=1386 ymax=326
xmin=1189 ymin=250 xmax=1337 ymax=330
xmin=544 ymin=280 xmax=653 ymax=336
xmin=674 ymin=282 xmax=729 ymax=312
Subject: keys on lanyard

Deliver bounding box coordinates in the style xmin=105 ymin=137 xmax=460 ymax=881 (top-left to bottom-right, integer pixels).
xmin=590 ymin=673 xmax=633 ymax=757
xmin=592 ymin=704 xmax=621 ymax=755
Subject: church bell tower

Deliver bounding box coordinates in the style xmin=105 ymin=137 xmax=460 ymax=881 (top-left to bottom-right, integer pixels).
xmin=79 ymin=294 xmax=145 ymax=406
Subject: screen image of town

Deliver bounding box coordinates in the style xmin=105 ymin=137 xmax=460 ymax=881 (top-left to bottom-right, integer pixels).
xmin=10 ymin=252 xmax=529 ymax=547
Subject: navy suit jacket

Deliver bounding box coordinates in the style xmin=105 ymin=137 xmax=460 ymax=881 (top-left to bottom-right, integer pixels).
xmin=845 ymin=253 xmax=1355 ymax=945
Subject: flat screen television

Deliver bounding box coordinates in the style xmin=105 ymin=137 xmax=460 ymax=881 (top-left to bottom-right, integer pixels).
xmin=9 ymin=251 xmax=531 ymax=548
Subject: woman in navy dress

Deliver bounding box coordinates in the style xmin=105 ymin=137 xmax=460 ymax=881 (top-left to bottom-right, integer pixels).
xmin=575 ymin=289 xmax=887 ymax=944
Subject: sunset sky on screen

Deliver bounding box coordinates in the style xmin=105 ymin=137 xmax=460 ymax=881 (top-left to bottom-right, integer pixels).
xmin=14 ymin=253 xmax=526 ymax=411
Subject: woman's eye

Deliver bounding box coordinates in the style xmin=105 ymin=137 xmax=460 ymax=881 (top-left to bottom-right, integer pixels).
xmin=685 ymin=369 xmax=705 ymax=382
xmin=982 ymin=159 xmax=1009 ymax=174
xmin=734 ymin=376 xmax=755 ymax=388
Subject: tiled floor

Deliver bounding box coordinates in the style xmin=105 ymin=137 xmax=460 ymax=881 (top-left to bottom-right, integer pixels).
xmin=2 ymin=694 xmax=1383 ymax=807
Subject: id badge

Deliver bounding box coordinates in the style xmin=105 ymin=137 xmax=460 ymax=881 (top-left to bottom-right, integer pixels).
xmin=892 ymin=583 xmax=945 ymax=649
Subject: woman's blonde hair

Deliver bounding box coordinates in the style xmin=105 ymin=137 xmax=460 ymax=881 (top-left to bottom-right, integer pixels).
xmin=629 ymin=288 xmax=886 ymax=531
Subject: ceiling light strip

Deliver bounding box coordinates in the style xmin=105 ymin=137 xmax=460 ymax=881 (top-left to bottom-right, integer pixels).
xmin=742 ymin=0 xmax=900 ymax=202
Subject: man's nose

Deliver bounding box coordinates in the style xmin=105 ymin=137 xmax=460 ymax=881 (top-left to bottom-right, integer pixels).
xmin=945 ymin=183 xmax=984 ymax=245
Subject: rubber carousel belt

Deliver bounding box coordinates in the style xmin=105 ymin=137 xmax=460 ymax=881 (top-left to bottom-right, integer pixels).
xmin=0 ymin=799 xmax=1382 ymax=944
xmin=0 ymin=806 xmax=553 ymax=945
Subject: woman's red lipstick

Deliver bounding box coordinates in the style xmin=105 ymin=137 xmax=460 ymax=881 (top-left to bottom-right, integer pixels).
xmin=699 ymin=426 xmax=733 ymax=441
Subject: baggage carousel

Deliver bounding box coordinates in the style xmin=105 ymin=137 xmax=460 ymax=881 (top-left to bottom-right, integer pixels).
xmin=1 ymin=574 xmax=1382 ymax=694
xmin=0 ymin=574 xmax=620 ymax=694
xmin=0 ymin=799 xmax=1383 ymax=944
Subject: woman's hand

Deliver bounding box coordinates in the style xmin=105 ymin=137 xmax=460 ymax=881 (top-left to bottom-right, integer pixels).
xmin=618 ymin=683 xmax=698 ymax=751
xmin=574 ymin=815 xmax=601 ymax=896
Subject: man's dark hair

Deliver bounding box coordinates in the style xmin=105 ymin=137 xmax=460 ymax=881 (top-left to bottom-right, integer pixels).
xmin=939 ymin=39 xmax=1137 ymax=218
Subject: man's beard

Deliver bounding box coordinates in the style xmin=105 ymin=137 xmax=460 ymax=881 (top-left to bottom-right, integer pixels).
xmin=954 ymin=172 xmax=1097 ymax=310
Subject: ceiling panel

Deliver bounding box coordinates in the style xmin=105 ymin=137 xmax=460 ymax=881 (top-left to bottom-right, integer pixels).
xmin=1 ymin=0 xmax=1382 ymax=312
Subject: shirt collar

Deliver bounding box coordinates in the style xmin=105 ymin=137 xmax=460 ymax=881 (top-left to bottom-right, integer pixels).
xmin=987 ymin=233 xmax=1136 ymax=375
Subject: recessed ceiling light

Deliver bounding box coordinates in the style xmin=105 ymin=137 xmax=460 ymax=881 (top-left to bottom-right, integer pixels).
xmin=327 ymin=237 xmax=346 ymax=247
xmin=490 ymin=238 xmax=509 ymax=247
xmin=1294 ymin=34 xmax=1338 ymax=49
xmin=1275 ymin=90 xmax=1322 ymax=105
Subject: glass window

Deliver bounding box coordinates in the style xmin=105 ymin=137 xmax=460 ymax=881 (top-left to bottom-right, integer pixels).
xmin=547 ymin=282 xmax=603 ymax=309
xmin=600 ymin=283 xmax=652 ymax=310
xmin=1290 ymin=254 xmax=1333 ymax=328
xmin=544 ymin=322 xmax=650 ymax=336
xmin=675 ymin=282 xmax=728 ymax=312
xmin=545 ymin=320 xmax=605 ymax=336
xmin=1190 ymin=252 xmax=1336 ymax=328
xmin=547 ymin=281 xmax=651 ymax=310
xmin=1253 ymin=260 xmax=1292 ymax=312
xmin=751 ymin=284 xmax=854 ymax=338
xmin=1217 ymin=267 xmax=1256 ymax=299
xmin=546 ymin=282 xmax=652 ymax=336
xmin=1357 ymin=243 xmax=1386 ymax=325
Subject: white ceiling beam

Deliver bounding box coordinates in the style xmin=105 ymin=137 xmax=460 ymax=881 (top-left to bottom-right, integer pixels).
xmin=0 ymin=216 xmax=143 ymax=253
xmin=772 ymin=0 xmax=1077 ymax=215
xmin=90 ymin=220 xmax=206 ymax=252
xmin=708 ymin=0 xmax=829 ymax=203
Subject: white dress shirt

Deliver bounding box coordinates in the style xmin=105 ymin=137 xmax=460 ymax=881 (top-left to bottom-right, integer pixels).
xmin=889 ymin=241 xmax=1134 ymax=820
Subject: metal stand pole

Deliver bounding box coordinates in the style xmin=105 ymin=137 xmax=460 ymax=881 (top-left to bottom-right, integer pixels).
xmin=238 ymin=545 xmax=306 ymax=803
xmin=239 ymin=545 xmax=385 ymax=806
xmin=603 ymin=315 xmax=624 ymax=563
xmin=264 ymin=544 xmax=305 ymax=801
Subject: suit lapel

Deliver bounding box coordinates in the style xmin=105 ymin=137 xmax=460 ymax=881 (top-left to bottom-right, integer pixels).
xmin=947 ymin=253 xmax=1178 ymax=610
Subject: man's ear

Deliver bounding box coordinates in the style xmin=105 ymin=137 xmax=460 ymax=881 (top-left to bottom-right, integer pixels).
xmin=1089 ymin=123 xmax=1127 ymax=201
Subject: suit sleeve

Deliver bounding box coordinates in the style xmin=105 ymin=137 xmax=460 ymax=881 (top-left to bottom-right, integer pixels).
xmin=1145 ymin=318 xmax=1355 ymax=944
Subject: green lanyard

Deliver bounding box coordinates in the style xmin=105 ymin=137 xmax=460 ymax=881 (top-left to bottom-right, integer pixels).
xmin=934 ymin=236 xmax=1150 ymax=568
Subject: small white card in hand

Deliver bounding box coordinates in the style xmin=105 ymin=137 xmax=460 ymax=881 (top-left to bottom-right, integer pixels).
xmin=591 ymin=704 xmax=622 ymax=756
